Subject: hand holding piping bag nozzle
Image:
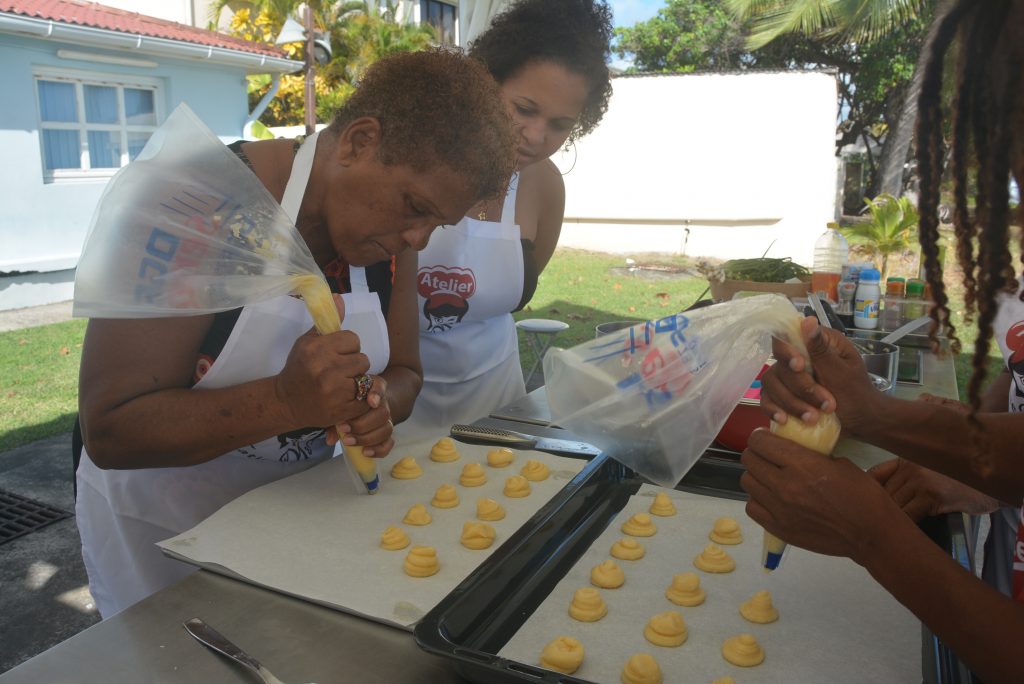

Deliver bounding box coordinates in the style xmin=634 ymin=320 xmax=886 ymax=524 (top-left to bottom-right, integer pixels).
xmin=759 ymin=323 xmax=842 ymax=571
xmin=71 ymin=104 xmax=379 ymax=494
xmin=291 ymin=275 xmax=379 ymax=494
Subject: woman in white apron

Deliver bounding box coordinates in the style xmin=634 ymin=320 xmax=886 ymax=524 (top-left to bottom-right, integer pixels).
xmin=403 ymin=0 xmax=614 ymax=437
xmin=75 ymin=49 xmax=516 ymax=617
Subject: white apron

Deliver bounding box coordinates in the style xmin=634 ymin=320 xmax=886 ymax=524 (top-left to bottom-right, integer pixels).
xmin=400 ymin=175 xmax=527 ymax=439
xmin=75 ymin=132 xmax=390 ymax=617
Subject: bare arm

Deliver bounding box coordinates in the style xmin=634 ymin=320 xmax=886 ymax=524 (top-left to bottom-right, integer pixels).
xmin=762 ymin=317 xmax=1024 ymax=503
xmin=517 ymin=159 xmax=565 ymax=274
xmin=742 ymin=429 xmax=1024 ymax=684
xmin=79 ymin=301 xmax=370 ymax=469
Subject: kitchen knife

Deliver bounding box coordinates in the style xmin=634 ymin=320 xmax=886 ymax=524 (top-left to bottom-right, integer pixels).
xmin=450 ymin=424 xmax=601 ymax=458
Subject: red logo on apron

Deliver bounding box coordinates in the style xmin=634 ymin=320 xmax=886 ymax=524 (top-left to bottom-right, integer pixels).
xmin=1013 ymin=507 xmax=1024 ymax=604
xmin=418 ymin=265 xmax=477 ymax=332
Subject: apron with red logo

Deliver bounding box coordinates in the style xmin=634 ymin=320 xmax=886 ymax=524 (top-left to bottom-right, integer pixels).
xmin=75 ymin=131 xmax=390 ymax=617
xmin=400 ymin=174 xmax=526 ymax=438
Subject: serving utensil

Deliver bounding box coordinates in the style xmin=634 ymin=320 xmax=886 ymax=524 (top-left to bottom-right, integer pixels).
xmin=183 ymin=618 xmax=286 ymax=684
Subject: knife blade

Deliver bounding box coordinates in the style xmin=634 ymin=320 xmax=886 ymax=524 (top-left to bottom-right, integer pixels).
xmin=449 ymin=424 xmax=601 ymax=458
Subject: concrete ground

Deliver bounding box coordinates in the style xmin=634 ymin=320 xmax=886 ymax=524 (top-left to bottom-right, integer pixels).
xmin=0 ymin=301 xmax=99 ymax=674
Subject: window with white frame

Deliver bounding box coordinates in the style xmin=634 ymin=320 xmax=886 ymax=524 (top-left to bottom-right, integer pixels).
xmin=34 ymin=68 xmax=163 ymax=182
xmin=420 ymin=0 xmax=457 ymax=45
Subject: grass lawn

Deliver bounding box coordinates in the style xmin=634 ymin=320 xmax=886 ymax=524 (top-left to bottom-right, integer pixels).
xmin=0 ymin=246 xmax=1005 ymax=452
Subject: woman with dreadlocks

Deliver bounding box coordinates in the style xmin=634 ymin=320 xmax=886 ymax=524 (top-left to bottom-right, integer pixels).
xmin=746 ymin=1 xmax=1024 ymax=681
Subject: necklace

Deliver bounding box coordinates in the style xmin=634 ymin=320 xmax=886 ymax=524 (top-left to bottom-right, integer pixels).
xmin=478 ymin=210 xmax=487 ymax=220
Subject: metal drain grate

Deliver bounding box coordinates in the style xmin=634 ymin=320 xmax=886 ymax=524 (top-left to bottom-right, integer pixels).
xmin=0 ymin=490 xmax=72 ymax=546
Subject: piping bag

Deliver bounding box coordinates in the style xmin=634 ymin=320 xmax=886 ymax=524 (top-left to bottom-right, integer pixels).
xmin=71 ymin=103 xmax=379 ymax=494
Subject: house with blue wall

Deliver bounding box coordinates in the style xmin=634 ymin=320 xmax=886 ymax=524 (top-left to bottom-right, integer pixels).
xmin=0 ymin=0 xmax=300 ymax=310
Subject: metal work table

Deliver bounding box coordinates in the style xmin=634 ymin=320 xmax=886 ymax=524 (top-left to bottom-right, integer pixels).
xmin=1 ymin=346 xmax=969 ymax=684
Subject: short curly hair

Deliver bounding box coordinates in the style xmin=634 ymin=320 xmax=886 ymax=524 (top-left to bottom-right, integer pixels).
xmin=469 ymin=0 xmax=613 ymax=141
xmin=328 ymin=48 xmax=516 ymax=202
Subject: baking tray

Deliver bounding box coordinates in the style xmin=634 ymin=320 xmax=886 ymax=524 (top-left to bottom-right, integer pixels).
xmin=414 ymin=452 xmax=971 ymax=684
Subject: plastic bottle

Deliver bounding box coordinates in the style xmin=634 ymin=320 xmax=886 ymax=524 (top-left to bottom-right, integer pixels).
xmin=904 ymin=279 xmax=926 ymax=321
xmin=838 ymin=278 xmax=858 ymax=315
xmin=854 ymin=268 xmax=881 ymax=329
xmin=811 ymin=222 xmax=849 ymax=305
xmin=882 ymin=277 xmax=906 ymax=330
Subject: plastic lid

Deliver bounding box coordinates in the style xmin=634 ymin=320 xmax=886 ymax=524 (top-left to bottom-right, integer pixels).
xmin=859 ymin=268 xmax=881 ymax=282
xmin=886 ymin=277 xmax=906 ymax=283
xmin=906 ymin=279 xmax=926 ymax=296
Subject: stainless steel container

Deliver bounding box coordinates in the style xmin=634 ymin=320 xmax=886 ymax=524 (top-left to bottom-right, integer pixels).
xmin=856 ymin=339 xmax=899 ymax=393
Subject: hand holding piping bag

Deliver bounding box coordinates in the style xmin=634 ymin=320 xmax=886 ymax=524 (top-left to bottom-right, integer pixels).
xmin=758 ymin=317 xmax=843 ymax=570
xmin=292 ymin=275 xmax=380 ymax=494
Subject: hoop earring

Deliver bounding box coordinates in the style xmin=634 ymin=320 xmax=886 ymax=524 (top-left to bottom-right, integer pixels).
xmin=561 ymin=139 xmax=578 ymax=176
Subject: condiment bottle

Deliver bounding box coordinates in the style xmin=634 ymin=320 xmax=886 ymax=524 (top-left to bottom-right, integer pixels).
xmin=882 ymin=277 xmax=906 ymax=330
xmin=812 ymin=222 xmax=849 ymax=305
xmin=904 ymin=278 xmax=926 ymax=321
xmin=854 ymin=268 xmax=881 ymax=330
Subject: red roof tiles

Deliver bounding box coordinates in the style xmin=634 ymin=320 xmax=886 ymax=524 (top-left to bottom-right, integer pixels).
xmin=0 ymin=0 xmax=287 ymax=58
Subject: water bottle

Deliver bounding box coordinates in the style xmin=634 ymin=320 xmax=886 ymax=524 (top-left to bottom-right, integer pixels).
xmin=812 ymin=222 xmax=849 ymax=305
xmin=854 ymin=268 xmax=882 ymax=330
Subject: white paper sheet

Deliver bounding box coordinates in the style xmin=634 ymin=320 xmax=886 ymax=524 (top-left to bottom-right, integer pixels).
xmin=158 ymin=436 xmax=586 ymax=629
xmin=499 ymin=484 xmax=921 ymax=683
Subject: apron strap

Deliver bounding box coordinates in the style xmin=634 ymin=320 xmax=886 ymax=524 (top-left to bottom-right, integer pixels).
xmin=500 ymin=172 xmax=519 ymax=224
xmin=349 ymin=266 xmax=369 ymax=293
xmin=280 ymin=131 xmax=319 ymax=223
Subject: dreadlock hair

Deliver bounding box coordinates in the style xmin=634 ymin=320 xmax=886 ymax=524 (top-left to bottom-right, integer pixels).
xmin=468 ymin=0 xmax=613 ymax=143
xmin=915 ymin=0 xmax=1024 ymax=469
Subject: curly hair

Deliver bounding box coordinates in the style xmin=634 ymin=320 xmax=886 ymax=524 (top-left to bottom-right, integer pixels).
xmin=915 ymin=0 xmax=1024 ymax=463
xmin=327 ymin=47 xmax=516 ymax=202
xmin=468 ymin=0 xmax=613 ymax=142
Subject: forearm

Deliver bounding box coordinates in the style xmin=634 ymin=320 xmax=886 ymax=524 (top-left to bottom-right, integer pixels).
xmin=382 ymin=364 xmax=422 ymax=424
xmin=862 ymin=513 xmax=1024 ymax=684
xmin=860 ymin=394 xmax=1024 ymax=503
xmin=82 ymin=377 xmax=295 ymax=469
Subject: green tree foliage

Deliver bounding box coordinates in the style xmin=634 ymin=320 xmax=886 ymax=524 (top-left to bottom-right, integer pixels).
xmin=841 ymin=193 xmax=919 ymax=282
xmin=216 ymin=1 xmax=435 ymax=127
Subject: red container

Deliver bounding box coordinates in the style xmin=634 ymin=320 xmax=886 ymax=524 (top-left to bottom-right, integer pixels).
xmin=714 ymin=364 xmax=770 ymax=453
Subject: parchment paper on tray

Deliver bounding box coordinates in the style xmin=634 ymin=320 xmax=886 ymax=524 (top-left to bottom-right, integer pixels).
xmin=500 ymin=484 xmax=921 ymax=684
xmin=158 ymin=436 xmax=586 ymax=629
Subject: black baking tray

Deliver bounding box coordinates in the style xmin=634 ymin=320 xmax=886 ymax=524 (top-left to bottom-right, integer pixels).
xmin=414 ymin=450 xmax=971 ymax=684
xmin=413 ymin=452 xmax=746 ymax=684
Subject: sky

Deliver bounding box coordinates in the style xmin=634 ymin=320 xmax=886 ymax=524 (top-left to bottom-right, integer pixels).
xmin=608 ymin=0 xmax=664 ymax=28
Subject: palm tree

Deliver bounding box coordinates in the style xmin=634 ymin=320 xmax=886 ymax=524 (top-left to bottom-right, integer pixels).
xmin=727 ymin=0 xmax=954 ymax=199
xmin=841 ymin=193 xmax=919 ymax=283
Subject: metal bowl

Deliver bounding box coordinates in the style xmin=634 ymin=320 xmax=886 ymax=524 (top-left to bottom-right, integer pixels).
xmin=854 ymin=338 xmax=899 ymax=393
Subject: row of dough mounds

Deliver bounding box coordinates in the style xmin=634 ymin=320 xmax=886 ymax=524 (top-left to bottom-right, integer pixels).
xmin=537 ymin=494 xmax=779 ymax=682
xmin=378 ymin=438 xmax=551 ymax=578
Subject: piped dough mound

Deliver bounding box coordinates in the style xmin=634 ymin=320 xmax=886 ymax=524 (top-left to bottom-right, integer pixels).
xmin=590 ymin=559 xmax=625 ymax=589
xmin=460 ymin=521 xmax=496 ymax=550
xmin=621 ymin=512 xmax=657 ymax=537
xmin=459 ymin=463 xmax=487 ymax=487
xmin=487 ymin=447 xmax=515 ymax=467
xmin=739 ymin=590 xmax=779 ymax=624
xmin=665 ymin=572 xmax=706 ymax=607
xmin=431 ymin=484 xmax=460 ymax=509
xmin=540 ymin=636 xmax=584 ymax=675
xmin=402 ymin=503 xmax=432 ymax=526
xmin=379 ymin=526 xmax=410 ymax=550
xmin=610 ymin=537 xmax=646 ymax=561
xmin=709 ymin=517 xmax=743 ymax=545
xmin=403 ymin=546 xmax=439 ymax=577
xmin=568 ymin=587 xmax=608 ymax=622
xmin=389 ymin=457 xmax=423 ymax=480
xmin=643 ymin=611 xmax=688 ymax=647
xmin=429 ymin=437 xmax=460 ymax=463
xmin=721 ymin=634 xmax=765 ymax=667
xmin=649 ymin=492 xmax=677 ymax=517
xmin=476 ymin=497 xmax=506 ymax=521
xmin=711 ymin=678 xmax=736 ymax=684
xmin=520 ymin=459 xmax=551 ymax=482
xmin=503 ymin=475 xmax=531 ymax=498
xmin=621 ymin=653 xmax=662 ymax=684
xmin=694 ymin=543 xmax=736 ymax=573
